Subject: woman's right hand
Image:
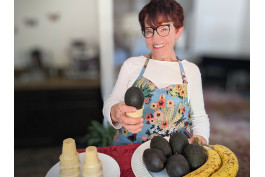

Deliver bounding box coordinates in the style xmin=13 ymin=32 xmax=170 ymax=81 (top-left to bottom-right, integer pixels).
xmin=110 ymin=102 xmax=143 ymax=134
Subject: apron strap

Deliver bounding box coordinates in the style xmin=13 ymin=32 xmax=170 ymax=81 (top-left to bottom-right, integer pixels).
xmin=136 ymin=57 xmax=150 ymax=81
xmin=178 ymin=59 xmax=188 ymax=84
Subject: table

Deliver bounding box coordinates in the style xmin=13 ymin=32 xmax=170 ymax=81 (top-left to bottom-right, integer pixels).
xmin=78 ymin=143 xmax=142 ymax=177
xmin=14 ymin=77 xmax=100 ymax=91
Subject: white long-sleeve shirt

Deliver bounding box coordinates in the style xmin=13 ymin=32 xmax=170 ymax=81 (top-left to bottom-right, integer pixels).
xmin=103 ymin=55 xmax=210 ymax=142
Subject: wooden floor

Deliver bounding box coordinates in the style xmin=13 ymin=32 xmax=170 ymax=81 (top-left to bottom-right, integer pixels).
xmin=15 ymin=146 xmax=61 ymax=177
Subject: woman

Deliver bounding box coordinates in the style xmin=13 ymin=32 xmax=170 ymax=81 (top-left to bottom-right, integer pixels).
xmin=103 ymin=0 xmax=210 ymax=146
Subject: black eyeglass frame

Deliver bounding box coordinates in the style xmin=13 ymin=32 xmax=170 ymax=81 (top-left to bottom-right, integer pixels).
xmin=141 ymin=24 xmax=175 ymax=38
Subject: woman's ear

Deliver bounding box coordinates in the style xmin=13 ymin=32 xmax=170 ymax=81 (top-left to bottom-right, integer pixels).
xmin=176 ymin=26 xmax=184 ymax=40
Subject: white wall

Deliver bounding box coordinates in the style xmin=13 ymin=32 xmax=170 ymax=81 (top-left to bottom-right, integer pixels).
xmin=15 ymin=0 xmax=116 ymax=105
xmin=98 ymin=0 xmax=114 ymax=101
xmin=191 ymin=0 xmax=250 ymax=58
xmin=14 ymin=0 xmax=99 ymax=69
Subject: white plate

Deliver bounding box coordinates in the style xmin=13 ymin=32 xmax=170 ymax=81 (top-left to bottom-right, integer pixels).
xmin=131 ymin=137 xmax=170 ymax=177
xmin=46 ymin=152 xmax=120 ymax=177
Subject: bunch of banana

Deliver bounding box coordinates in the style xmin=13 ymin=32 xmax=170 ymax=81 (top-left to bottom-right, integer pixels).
xmin=183 ymin=148 xmax=221 ymax=177
xmin=208 ymin=144 xmax=239 ymax=177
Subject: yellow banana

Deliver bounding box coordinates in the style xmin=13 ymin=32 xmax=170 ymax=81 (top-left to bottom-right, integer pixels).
xmin=184 ymin=147 xmax=221 ymax=177
xmin=209 ymin=144 xmax=239 ymax=177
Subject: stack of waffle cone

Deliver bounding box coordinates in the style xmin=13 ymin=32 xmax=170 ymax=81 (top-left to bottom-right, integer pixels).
xmin=83 ymin=146 xmax=103 ymax=177
xmin=126 ymin=106 xmax=144 ymax=118
xmin=59 ymin=138 xmax=81 ymax=177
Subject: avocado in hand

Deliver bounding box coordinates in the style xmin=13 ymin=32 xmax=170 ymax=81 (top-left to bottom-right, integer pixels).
xmin=150 ymin=135 xmax=172 ymax=158
xmin=124 ymin=86 xmax=144 ymax=109
xmin=142 ymin=148 xmax=166 ymax=172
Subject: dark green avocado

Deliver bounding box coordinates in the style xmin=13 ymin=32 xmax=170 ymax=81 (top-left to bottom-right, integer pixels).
xmin=166 ymin=154 xmax=190 ymax=177
xmin=169 ymin=132 xmax=188 ymax=154
xmin=124 ymin=86 xmax=144 ymax=109
xmin=183 ymin=144 xmax=207 ymax=170
xmin=150 ymin=135 xmax=172 ymax=158
xmin=142 ymin=148 xmax=166 ymax=172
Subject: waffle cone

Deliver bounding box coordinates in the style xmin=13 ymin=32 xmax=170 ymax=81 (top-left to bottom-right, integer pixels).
xmin=60 ymin=168 xmax=80 ymax=177
xmin=83 ymin=146 xmax=100 ymax=166
xmin=59 ymin=153 xmax=80 ymax=169
xmin=126 ymin=106 xmax=144 ymax=118
xmin=83 ymin=146 xmax=103 ymax=177
xmin=61 ymin=138 xmax=78 ymax=160
xmin=59 ymin=138 xmax=80 ymax=170
xmin=83 ymin=165 xmax=103 ymax=177
xmin=83 ymin=171 xmax=103 ymax=177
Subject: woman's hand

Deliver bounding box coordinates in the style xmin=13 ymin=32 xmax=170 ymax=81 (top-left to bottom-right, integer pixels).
xmin=188 ymin=135 xmax=207 ymax=146
xmin=110 ymin=102 xmax=144 ymax=134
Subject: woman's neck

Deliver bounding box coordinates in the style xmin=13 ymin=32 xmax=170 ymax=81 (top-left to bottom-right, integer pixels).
xmin=146 ymin=52 xmax=178 ymax=62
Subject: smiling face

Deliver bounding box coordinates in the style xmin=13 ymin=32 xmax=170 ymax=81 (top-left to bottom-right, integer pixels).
xmin=138 ymin=0 xmax=184 ymax=61
xmin=144 ymin=21 xmax=183 ymax=61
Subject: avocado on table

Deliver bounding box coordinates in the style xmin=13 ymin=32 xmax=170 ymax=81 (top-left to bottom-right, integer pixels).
xmin=183 ymin=144 xmax=207 ymax=170
xmin=169 ymin=132 xmax=189 ymax=154
xmin=142 ymin=148 xmax=166 ymax=172
xmin=150 ymin=135 xmax=172 ymax=158
xmin=166 ymin=154 xmax=190 ymax=177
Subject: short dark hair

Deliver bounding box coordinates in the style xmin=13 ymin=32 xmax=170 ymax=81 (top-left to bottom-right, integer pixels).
xmin=138 ymin=0 xmax=184 ymax=29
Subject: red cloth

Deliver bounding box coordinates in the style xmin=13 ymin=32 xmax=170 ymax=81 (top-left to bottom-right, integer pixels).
xmin=77 ymin=143 xmax=142 ymax=177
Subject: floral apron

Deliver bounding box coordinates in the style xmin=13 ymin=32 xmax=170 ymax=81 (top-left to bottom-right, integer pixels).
xmin=113 ymin=57 xmax=193 ymax=146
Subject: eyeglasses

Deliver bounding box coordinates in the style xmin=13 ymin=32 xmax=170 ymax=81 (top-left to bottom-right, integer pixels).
xmin=141 ymin=24 xmax=175 ymax=38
